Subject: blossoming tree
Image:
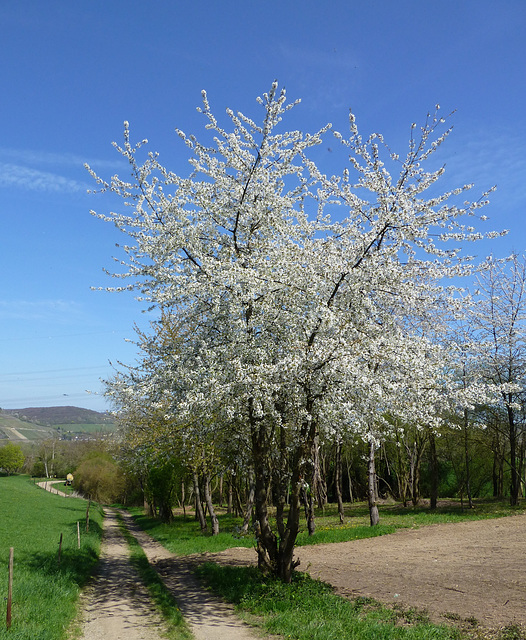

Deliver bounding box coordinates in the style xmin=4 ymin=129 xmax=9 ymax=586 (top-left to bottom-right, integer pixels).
xmin=90 ymin=83 xmax=498 ymax=581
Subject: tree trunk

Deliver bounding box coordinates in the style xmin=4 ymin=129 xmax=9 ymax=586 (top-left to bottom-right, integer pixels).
xmin=250 ymin=402 xmax=279 ymax=576
xmin=274 ymin=422 xmax=289 ymax=538
xmin=463 ymin=408 xmax=474 ymax=509
xmin=368 ymin=439 xmax=380 ymax=526
xmin=312 ymin=435 xmax=327 ymax=509
xmin=250 ymin=396 xmax=316 ymax=582
xmin=144 ymin=498 xmax=154 ymax=517
xmin=508 ymin=402 xmax=520 ymax=506
xmin=395 ymin=431 xmax=409 ymax=506
xmin=181 ymin=480 xmax=186 ymax=520
xmin=301 ymin=486 xmax=315 ymax=536
xmin=218 ymin=474 xmax=223 ymax=508
xmin=335 ymin=442 xmax=345 ymax=523
xmin=227 ymin=478 xmax=233 ymax=515
xmin=411 ymin=443 xmax=422 ymax=507
xmin=518 ymin=438 xmax=526 ymax=498
xmin=428 ymin=428 xmax=438 ymax=510
xmin=203 ymin=473 xmax=219 ymax=535
xmin=345 ymin=456 xmax=354 ymax=503
xmin=492 ymin=431 xmax=505 ymax=498
xmin=241 ymin=469 xmax=255 ymax=534
xmin=492 ymin=447 xmax=498 ymax=498
xmin=158 ymin=499 xmax=173 ymax=523
xmin=192 ymin=471 xmax=207 ymax=531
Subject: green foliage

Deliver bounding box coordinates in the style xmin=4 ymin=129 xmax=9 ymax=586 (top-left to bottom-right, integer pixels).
xmin=0 ymin=475 xmax=103 ymax=640
xmin=143 ymin=460 xmax=185 ymax=523
xmin=497 ymin=625 xmax=526 ymax=640
xmin=196 ymin=563 xmax=457 ymax=640
xmin=0 ymin=442 xmax=25 ymax=474
xmin=74 ymin=449 xmax=125 ymax=503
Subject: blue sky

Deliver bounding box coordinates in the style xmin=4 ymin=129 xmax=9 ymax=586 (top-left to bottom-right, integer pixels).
xmin=1 ymin=1 xmax=525 ymax=412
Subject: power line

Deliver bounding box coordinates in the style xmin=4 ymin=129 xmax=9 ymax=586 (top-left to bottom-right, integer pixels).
xmin=0 ymin=365 xmax=115 ymax=378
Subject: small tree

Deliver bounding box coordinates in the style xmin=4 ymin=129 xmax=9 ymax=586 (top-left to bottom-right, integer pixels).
xmin=0 ymin=443 xmax=25 ymax=475
xmin=74 ymin=450 xmax=125 ymax=503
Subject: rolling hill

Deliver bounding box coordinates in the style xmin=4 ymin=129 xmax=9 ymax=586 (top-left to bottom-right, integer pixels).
xmin=0 ymin=406 xmax=115 ymax=442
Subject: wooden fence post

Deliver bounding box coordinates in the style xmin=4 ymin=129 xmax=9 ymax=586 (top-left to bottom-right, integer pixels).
xmin=86 ymin=501 xmax=90 ymax=533
xmin=6 ymin=547 xmax=13 ymax=630
xmin=58 ymin=533 xmax=63 ymax=565
xmin=77 ymin=521 xmax=81 ymax=549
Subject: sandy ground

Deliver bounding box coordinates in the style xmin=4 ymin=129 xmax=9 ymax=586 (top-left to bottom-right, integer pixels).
xmin=37 ymin=482 xmax=264 ymax=640
xmin=211 ymin=515 xmax=526 ymax=630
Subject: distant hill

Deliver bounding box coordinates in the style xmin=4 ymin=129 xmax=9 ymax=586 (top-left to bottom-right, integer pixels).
xmin=2 ymin=406 xmax=113 ymax=426
xmin=0 ymin=406 xmax=115 ymax=442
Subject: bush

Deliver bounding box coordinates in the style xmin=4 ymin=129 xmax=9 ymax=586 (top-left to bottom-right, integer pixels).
xmin=0 ymin=442 xmax=25 ymax=474
xmin=74 ymin=450 xmax=125 ymax=503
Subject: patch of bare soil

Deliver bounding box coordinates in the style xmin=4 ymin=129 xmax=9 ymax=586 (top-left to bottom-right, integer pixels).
xmin=210 ymin=515 xmax=526 ymax=631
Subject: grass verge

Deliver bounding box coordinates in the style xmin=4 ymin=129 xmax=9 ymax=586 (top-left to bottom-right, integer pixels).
xmin=0 ymin=475 xmax=103 ymax=640
xmin=116 ymin=513 xmax=193 ymax=640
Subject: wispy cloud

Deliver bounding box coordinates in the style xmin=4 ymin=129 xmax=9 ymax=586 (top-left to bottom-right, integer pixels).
xmin=0 ymin=162 xmax=89 ymax=193
xmin=0 ymin=147 xmax=123 ymax=171
xmin=0 ymin=146 xmax=125 ymax=194
xmin=437 ymin=126 xmax=526 ymax=208
xmin=0 ymin=299 xmax=83 ymax=322
xmin=278 ymin=43 xmax=360 ymax=73
xmin=275 ymin=44 xmax=362 ymax=113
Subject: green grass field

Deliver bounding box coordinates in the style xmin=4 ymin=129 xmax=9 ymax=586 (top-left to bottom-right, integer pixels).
xmin=0 ymin=475 xmax=104 ymax=640
xmin=54 ymin=423 xmax=116 ymax=434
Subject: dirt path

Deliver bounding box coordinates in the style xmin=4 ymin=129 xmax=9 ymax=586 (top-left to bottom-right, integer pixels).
xmin=37 ymin=482 xmax=266 ymax=639
xmin=212 ymin=515 xmax=526 ymax=630
xmin=38 ymin=480 xmax=526 ymax=634
xmin=119 ymin=509 xmax=265 ymax=640
xmin=78 ymin=510 xmax=168 ymax=640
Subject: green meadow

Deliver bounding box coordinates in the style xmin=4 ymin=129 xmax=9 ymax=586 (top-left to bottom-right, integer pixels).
xmin=1 ymin=478 xmax=523 ymax=640
xmin=0 ymin=475 xmax=103 ymax=640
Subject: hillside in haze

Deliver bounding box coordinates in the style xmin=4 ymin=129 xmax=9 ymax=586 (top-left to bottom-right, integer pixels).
xmin=2 ymin=406 xmax=113 ymax=426
xmin=0 ymin=406 xmax=115 ymax=442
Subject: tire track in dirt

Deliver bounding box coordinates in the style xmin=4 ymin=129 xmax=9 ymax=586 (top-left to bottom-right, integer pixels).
xmin=37 ymin=482 xmax=265 ymax=640
xmin=119 ymin=509 xmax=265 ymax=640
xmin=78 ymin=510 xmax=168 ymax=640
